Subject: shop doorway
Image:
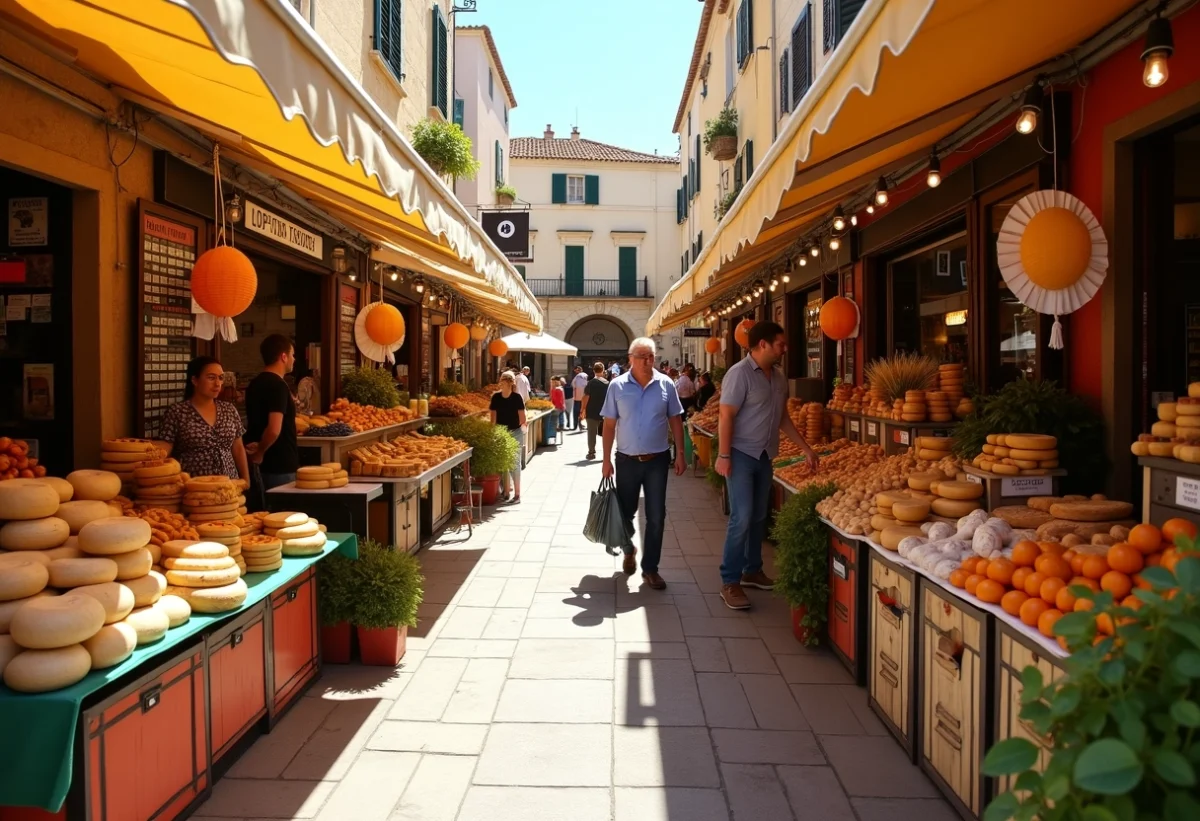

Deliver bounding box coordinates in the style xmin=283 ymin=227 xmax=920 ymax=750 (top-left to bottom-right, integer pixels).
xmin=566 ymin=314 xmax=632 ymax=373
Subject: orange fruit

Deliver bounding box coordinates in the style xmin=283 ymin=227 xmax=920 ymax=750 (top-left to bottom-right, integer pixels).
xmin=1011 ymin=541 xmax=1040 ymax=567
xmin=1081 ymin=554 xmax=1110 ymax=580
xmin=974 ymin=559 xmax=990 ymax=579
xmin=948 ymin=569 xmax=969 ymax=589
xmin=965 ymin=574 xmax=984 ymax=595
xmin=1055 ymin=585 xmax=1078 ymax=612
xmin=1161 ymin=549 xmax=1180 ymax=574
xmin=1161 ymin=517 xmax=1198 ymax=547
xmin=987 ymin=558 xmax=1016 ymax=586
xmin=1134 ymin=572 xmax=1151 ymax=590
xmin=1038 ymin=541 xmax=1066 ymax=556
xmin=1023 ymin=571 xmax=1047 ymax=598
xmin=1020 ymin=597 xmax=1049 ymax=627
xmin=1101 ymin=570 xmax=1133 ymax=599
xmin=1001 ymin=590 xmax=1029 ymax=616
xmin=1128 ymin=523 xmax=1163 ymax=554
xmin=1071 ymin=576 xmax=1101 ymax=592
xmin=1121 ymin=594 xmax=1142 ymax=610
xmin=1062 ymin=548 xmax=1078 ymax=563
xmin=1095 ymin=612 xmax=1115 ymax=636
xmin=1040 ymin=576 xmax=1067 ymax=605
xmin=1069 ymin=552 xmax=1088 ymax=576
xmin=960 ymin=557 xmax=980 ymax=574
xmin=1011 ymin=567 xmax=1034 ymax=592
xmin=1106 ymin=544 xmax=1144 ymax=575
xmin=1039 ymin=555 xmax=1073 ymax=581
xmin=975 ymin=579 xmax=1006 ymax=604
xmin=1038 ymin=608 xmax=1064 ymax=637
xmin=1074 ymin=597 xmax=1095 ymax=612
xmin=1146 ymin=552 xmax=1163 ymax=567
xmin=1058 ymin=635 xmax=1070 ymax=651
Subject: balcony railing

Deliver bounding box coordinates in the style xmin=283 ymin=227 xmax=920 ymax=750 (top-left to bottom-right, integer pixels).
xmin=526 ymin=278 xmax=650 ymax=298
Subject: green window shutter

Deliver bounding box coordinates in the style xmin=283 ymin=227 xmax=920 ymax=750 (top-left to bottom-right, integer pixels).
xmin=839 ymin=0 xmax=867 ymax=43
xmin=584 ymin=175 xmax=599 ymax=205
xmin=734 ymin=150 xmax=743 ymax=190
xmin=495 ymin=141 xmax=503 ymax=184
xmin=618 ymin=247 xmax=638 ymax=296
xmin=515 ymin=264 xmax=526 ymax=280
xmin=431 ymin=5 xmax=448 ymax=117
xmin=746 ymin=140 xmax=754 ymax=175
xmin=374 ymin=0 xmax=403 ymax=81
xmin=694 ymin=135 xmax=701 ymax=193
xmin=551 ymin=173 xmax=567 ymax=204
xmin=676 ymin=188 xmax=683 ymax=224
xmin=564 ymin=246 xmax=584 ymax=295
xmin=453 ymin=97 xmax=464 ymax=128
xmin=793 ymin=7 xmax=812 ymax=105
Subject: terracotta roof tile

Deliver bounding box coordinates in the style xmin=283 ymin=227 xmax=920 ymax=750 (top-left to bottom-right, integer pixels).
xmin=456 ymin=25 xmax=517 ymax=107
xmin=510 ymin=137 xmax=679 ymax=164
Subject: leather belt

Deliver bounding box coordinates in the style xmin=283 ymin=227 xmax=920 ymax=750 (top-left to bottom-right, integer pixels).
xmin=618 ymin=450 xmax=669 ymax=462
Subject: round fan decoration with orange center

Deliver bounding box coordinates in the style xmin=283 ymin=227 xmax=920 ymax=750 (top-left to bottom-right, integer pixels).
xmin=704 ymin=337 xmax=722 ymax=354
xmin=734 ymin=319 xmax=755 ymax=349
xmin=191 ymin=246 xmax=258 ymax=342
xmin=443 ymin=322 xmax=469 ymax=350
xmin=469 ymin=323 xmax=489 ymax=342
xmin=488 ymin=340 xmax=508 ymax=358
xmin=819 ymin=296 xmax=859 ymax=341
xmin=355 ymin=302 xmax=406 ymax=364
xmin=996 ymin=189 xmax=1108 ymax=349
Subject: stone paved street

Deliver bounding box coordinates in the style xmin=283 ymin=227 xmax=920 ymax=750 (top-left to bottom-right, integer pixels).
xmin=194 ymin=425 xmax=956 ymax=821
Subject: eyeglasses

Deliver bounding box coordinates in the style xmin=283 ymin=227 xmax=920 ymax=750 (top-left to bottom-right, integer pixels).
xmin=631 ymin=354 xmax=655 ymax=362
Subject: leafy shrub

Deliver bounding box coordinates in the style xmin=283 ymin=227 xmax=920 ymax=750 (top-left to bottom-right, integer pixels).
xmin=496 ymin=183 xmax=517 ymax=199
xmin=438 ymin=380 xmax=467 ymax=396
xmin=770 ymin=482 xmax=837 ymax=645
xmin=341 ymin=365 xmax=400 ymax=408
xmin=703 ymin=107 xmax=738 ymax=152
xmin=316 ymin=550 xmax=356 ymax=626
xmin=349 ymin=539 xmax=423 ymax=630
xmin=410 ymin=118 xmax=480 ymax=179
xmin=428 ymin=415 xmax=518 ymax=477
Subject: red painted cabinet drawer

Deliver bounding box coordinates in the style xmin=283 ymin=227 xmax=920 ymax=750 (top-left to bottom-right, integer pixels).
xmin=269 ymin=568 xmax=318 ymax=717
xmin=828 ymin=532 xmax=868 ymax=684
xmin=206 ymin=603 xmax=267 ymax=763
xmin=81 ymin=644 xmax=208 ymax=821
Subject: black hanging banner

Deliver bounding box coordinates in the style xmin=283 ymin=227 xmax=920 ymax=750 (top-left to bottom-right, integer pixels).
xmin=683 ymin=327 xmax=712 ymax=337
xmin=480 ymin=211 xmax=530 ymax=261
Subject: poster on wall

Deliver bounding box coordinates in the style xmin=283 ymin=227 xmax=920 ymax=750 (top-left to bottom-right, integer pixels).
xmin=23 ymin=363 xmax=54 ymax=420
xmin=8 ymin=198 xmax=48 ymax=247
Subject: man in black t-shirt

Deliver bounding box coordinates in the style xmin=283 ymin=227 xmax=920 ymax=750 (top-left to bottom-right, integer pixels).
xmin=580 ymin=362 xmax=609 ymax=460
xmin=246 ymin=334 xmax=299 ymax=501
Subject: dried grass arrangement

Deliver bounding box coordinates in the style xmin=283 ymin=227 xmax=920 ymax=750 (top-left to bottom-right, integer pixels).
xmin=864 ymin=351 xmax=939 ymax=402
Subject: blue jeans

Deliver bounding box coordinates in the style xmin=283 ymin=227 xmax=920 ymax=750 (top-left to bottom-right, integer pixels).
xmin=572 ymin=400 xmax=583 ymax=429
xmin=720 ymin=449 xmax=773 ymax=584
xmin=614 ymin=451 xmax=669 ymax=573
xmin=561 ymin=400 xmax=572 ymax=429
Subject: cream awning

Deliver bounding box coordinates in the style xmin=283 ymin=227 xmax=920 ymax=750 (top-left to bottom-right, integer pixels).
xmin=497 ymin=332 xmax=579 ymax=356
xmin=3 ymin=0 xmax=542 ymax=332
xmin=648 ymin=0 xmax=1142 ymax=334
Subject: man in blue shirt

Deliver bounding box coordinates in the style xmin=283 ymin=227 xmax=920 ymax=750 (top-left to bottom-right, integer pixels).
xmin=715 ymin=321 xmax=819 ymax=610
xmin=601 ymin=337 xmax=686 ymax=589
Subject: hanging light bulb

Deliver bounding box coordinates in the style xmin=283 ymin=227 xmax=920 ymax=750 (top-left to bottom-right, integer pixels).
xmin=770 ymin=278 xmax=778 ymax=287
xmin=224 ymin=195 xmax=243 ymax=224
xmin=829 ymin=235 xmax=841 ymax=251
xmin=1142 ymin=15 xmax=1173 ymax=88
xmin=798 ymin=257 xmax=807 ymax=267
xmin=810 ymin=245 xmax=820 ymax=257
xmin=1015 ymin=81 xmax=1043 ymax=135
xmin=832 ymin=206 xmax=846 ymax=232
xmin=782 ymin=272 xmax=791 ymax=283
xmin=769 ymin=283 xmax=777 ymax=292
xmin=866 ymin=203 xmax=875 ymax=214
xmin=390 ymin=269 xmax=399 ymax=281
xmin=926 ymin=151 xmax=942 ymax=188
xmin=413 ymin=277 xmax=426 ymax=294
xmin=874 ymin=177 xmax=889 ymax=207
xmin=850 ymin=214 xmax=858 ymax=227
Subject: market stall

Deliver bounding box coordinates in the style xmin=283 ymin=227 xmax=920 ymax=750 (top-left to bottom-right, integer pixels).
xmin=298 ymin=417 xmax=428 ymax=466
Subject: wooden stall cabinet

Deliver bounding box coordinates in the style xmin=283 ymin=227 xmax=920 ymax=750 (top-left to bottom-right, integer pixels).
xmin=828 ymin=532 xmax=868 ymax=684
xmin=206 ymin=602 xmax=268 ymax=767
xmin=868 ymin=550 xmax=918 ymax=759
xmin=268 ymin=567 xmax=320 ymax=723
xmin=992 ymin=622 xmax=1064 ymax=793
xmin=919 ymin=580 xmax=991 ymax=820
xmin=862 ymin=417 xmax=883 ymax=447
xmin=883 ymin=421 xmax=955 ymax=457
xmin=845 ymin=415 xmax=863 ymax=443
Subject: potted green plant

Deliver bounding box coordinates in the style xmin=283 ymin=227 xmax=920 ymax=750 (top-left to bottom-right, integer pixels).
xmin=496 ymin=183 xmax=518 ymax=206
xmin=410 ymin=118 xmax=481 ymax=180
xmin=438 ymin=379 xmax=467 ymax=397
xmin=703 ymin=107 xmax=739 ymax=161
xmin=981 ymin=538 xmax=1200 ymax=820
xmin=317 ymin=551 xmax=357 ymax=663
xmin=350 ymin=539 xmax=423 ymax=666
xmin=341 ymin=365 xmax=401 ymax=408
xmin=769 ymin=481 xmax=837 ymax=645
xmin=428 ymin=416 xmax=518 ymax=504
xmin=718 ymin=186 xmax=741 ymax=218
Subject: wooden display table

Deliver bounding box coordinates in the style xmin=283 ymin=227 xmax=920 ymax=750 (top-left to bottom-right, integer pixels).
xmin=882 ymin=420 xmax=956 ymax=456
xmin=962 ymin=465 xmax=1068 ymax=512
xmin=524 ymin=410 xmax=550 ymax=466
xmin=266 ymin=481 xmax=383 ymax=540
xmin=297 ymin=417 xmax=428 ymax=466
xmin=351 ymin=448 xmax=472 ymax=553
xmin=1137 ymin=455 xmax=1200 ymax=526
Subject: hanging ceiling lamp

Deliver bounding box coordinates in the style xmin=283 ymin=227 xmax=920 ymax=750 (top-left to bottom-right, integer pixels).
xmin=874 ymin=177 xmax=889 ymax=207
xmin=1015 ymin=81 xmax=1043 ymax=135
xmin=926 ymin=150 xmax=942 ymax=188
xmin=1142 ymin=14 xmax=1173 ymax=88
xmin=832 ymin=206 xmax=846 ymax=232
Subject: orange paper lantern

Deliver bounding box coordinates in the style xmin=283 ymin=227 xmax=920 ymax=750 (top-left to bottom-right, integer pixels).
xmin=734 ymin=319 xmax=755 ymax=349
xmin=489 ymin=340 xmax=508 ymax=358
xmin=1019 ymin=206 xmax=1093 ymax=290
xmin=365 ymin=303 xmax=406 ymax=346
xmin=469 ymin=323 xmax=489 ymax=341
xmin=191 ymin=246 xmax=257 ymax=318
xmin=704 ymin=337 xmax=721 ymax=354
xmin=443 ymin=322 xmax=470 ymax=349
xmin=819 ymin=296 xmax=858 ymax=341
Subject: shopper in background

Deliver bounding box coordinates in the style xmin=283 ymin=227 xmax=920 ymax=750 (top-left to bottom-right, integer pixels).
xmin=675 ymin=365 xmax=697 ymax=413
xmin=695 ymin=371 xmax=717 ymax=411
xmin=244 ymin=334 xmax=300 ymax=509
xmin=515 ymin=366 xmax=532 ymax=404
xmin=550 ymin=376 xmax=566 ymax=429
xmin=160 ymin=356 xmax=250 ymax=485
xmin=580 ymin=361 xmax=609 ymax=460
xmin=489 ymin=371 xmax=527 ymax=503
xmin=571 ymin=365 xmax=588 ymax=430
xmin=715 ymin=321 xmax=818 ymax=610
xmin=609 ymin=360 xmax=621 ymax=378
xmin=601 ymin=338 xmax=686 ymax=589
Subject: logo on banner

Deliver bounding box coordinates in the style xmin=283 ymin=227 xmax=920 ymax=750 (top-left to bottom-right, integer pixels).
xmin=481 ymin=211 xmax=530 ymax=261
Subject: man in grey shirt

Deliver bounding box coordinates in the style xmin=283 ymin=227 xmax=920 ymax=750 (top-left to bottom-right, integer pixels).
xmin=714 ymin=321 xmax=819 ymax=610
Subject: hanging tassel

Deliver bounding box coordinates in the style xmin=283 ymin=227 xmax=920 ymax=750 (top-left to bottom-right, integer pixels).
xmin=1049 ymin=314 xmax=1064 ymax=350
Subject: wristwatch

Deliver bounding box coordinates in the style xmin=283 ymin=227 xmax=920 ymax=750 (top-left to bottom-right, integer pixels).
xmin=718 ymin=454 xmax=731 ymax=460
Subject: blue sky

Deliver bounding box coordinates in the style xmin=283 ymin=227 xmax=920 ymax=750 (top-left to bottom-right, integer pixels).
xmin=463 ymin=0 xmax=703 ymax=156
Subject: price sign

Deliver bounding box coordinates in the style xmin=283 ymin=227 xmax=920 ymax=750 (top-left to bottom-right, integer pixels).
xmin=1001 ymin=476 xmax=1053 ymax=496
xmin=832 ymin=554 xmax=848 ymax=580
xmin=1176 ymin=477 xmax=1200 ymax=511
xmin=894 ymin=430 xmax=910 ymax=445
xmin=867 ymin=422 xmax=877 ymax=437
xmin=849 ymin=420 xmax=860 ymax=433
xmin=966 ymin=473 xmax=984 ymax=485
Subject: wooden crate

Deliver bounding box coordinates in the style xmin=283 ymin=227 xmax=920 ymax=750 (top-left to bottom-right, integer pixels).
xmin=1139 ymin=456 xmax=1200 ymax=526
xmin=828 ymin=530 xmax=869 ymax=684
xmin=868 ymin=549 xmax=919 ymax=759
xmin=268 ymin=567 xmax=319 ymax=723
xmin=992 ymin=620 xmax=1064 ymax=793
xmin=207 ymin=601 xmax=268 ymax=766
xmin=961 ymin=466 xmax=1067 ymax=513
xmin=919 ymin=580 xmax=991 ymax=820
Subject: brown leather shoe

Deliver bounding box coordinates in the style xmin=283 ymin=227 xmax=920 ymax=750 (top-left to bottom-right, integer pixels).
xmin=721 ymin=583 xmax=751 ymax=610
xmin=741 ymin=571 xmax=775 ymax=590
xmin=642 ymin=572 xmax=667 ymax=590
xmin=622 ymin=551 xmax=636 ymax=575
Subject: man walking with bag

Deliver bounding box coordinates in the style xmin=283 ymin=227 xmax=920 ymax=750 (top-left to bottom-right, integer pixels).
xmin=580 ymin=361 xmax=609 ymax=460
xmin=715 ymin=321 xmax=819 ymax=610
xmin=601 ymin=338 xmax=686 ymax=589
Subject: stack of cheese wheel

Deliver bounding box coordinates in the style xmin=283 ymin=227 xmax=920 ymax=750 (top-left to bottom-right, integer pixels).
xmin=262 ymin=511 xmax=328 ymax=558
xmin=238 ymin=510 xmax=265 ymax=541
xmin=803 ymin=403 xmax=823 ymax=444
xmin=939 ymin=364 xmax=965 ymax=407
xmin=3 ymin=593 xmax=105 ymax=692
xmin=926 ymin=392 xmax=953 ymax=423
xmin=0 ymin=480 xmax=72 ymax=569
xmin=197 ymin=522 xmax=244 ymax=576
xmin=867 ymin=385 xmax=888 ymax=417
xmin=0 ymin=555 xmax=53 ymax=683
xmin=901 ymin=390 xmax=927 ymax=423
xmin=132 ymin=458 xmax=186 ymax=512
xmin=97 ymin=439 xmax=162 ymax=488
xmin=240 ymin=534 xmax=283 ymax=573
xmin=976 ymin=433 xmax=1058 ymax=476
xmin=65 ymin=469 xmax=125 ymax=517
xmin=161 ymin=540 xmax=247 ymax=613
xmin=294 ymin=464 xmax=350 ymax=490
xmin=1131 ymin=390 xmax=1200 ymax=462
xmin=916 ymin=435 xmax=954 ymax=464
xmin=871 ymin=490 xmax=925 ymax=550
xmin=182 ymin=476 xmax=246 ymax=528
xmin=890 ymin=398 xmax=904 ymax=421
xmin=929 ymin=480 xmax=985 ymax=519
xmin=868 ymin=490 xmax=911 ymax=542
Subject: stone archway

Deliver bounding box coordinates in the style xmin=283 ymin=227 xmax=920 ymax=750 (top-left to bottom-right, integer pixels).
xmin=565 ymin=314 xmax=635 ymax=368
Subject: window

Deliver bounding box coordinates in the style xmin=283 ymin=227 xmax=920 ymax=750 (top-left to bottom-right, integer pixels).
xmin=488 ymin=68 xmax=494 ymax=100
xmin=694 ymin=135 xmax=702 ymax=196
xmin=504 ymin=104 xmax=508 ymax=125
xmin=553 ymin=174 xmax=598 ymax=205
xmin=724 ymin=26 xmax=735 ymax=98
xmin=736 ymin=0 xmax=754 ymax=69
xmin=824 ymin=0 xmax=865 ymax=54
xmin=792 ymin=6 xmax=813 ymax=106
xmin=567 ymin=175 xmax=585 ymax=204
xmin=687 ymin=112 xmax=692 ymax=136
xmin=515 ymin=264 xmax=526 ymax=280
xmin=564 ymin=246 xmax=585 ymax=295
xmin=374 ymin=0 xmax=404 ymax=83
xmin=618 ymin=247 xmax=638 ymax=297
xmin=495 ymin=141 xmax=503 ymax=185
xmin=453 ymin=97 xmax=464 ymax=128
xmin=430 ymin=5 xmax=449 ymax=117
xmin=887 ymin=233 xmax=969 ymax=363
xmin=779 ymin=49 xmax=790 ymax=114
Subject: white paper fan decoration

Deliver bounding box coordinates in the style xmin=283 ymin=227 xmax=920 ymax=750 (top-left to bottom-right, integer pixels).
xmin=996 ymin=189 xmax=1108 ymax=349
xmin=354 ymin=302 xmax=405 ymax=364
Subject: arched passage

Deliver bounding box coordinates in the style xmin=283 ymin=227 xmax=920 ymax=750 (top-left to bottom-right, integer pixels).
xmin=565 ymin=314 xmax=634 ymax=368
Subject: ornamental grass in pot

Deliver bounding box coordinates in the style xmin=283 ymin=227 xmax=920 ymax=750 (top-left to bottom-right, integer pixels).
xmin=350 ymin=539 xmax=423 ymax=667
xmin=317 ymin=551 xmax=357 ymax=663
xmin=769 ymin=481 xmax=837 ymax=646
xmin=496 ymin=183 xmax=517 ymax=205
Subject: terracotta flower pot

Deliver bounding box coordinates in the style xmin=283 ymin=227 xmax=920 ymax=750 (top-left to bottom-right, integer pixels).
xmin=357 ymin=625 xmax=407 ymax=667
xmin=792 ymin=606 xmax=820 ymax=645
xmin=477 ymin=474 xmax=502 ymax=505
xmin=497 ymin=192 xmax=515 ymax=206
xmin=709 ymin=135 xmax=737 ymax=161
xmin=321 ymin=622 xmax=352 ymax=664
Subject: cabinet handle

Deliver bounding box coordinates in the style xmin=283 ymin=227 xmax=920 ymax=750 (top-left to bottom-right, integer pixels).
xmin=287 ymin=585 xmax=299 ymax=602
xmin=935 ymin=702 xmax=962 ymax=730
xmin=880 ymin=650 xmax=899 ymax=672
xmin=141 ymin=684 xmax=162 ymax=714
xmin=835 ymin=601 xmax=850 ymax=622
xmin=879 ymin=667 xmax=899 ymax=688
xmin=231 ymin=630 xmax=244 ymax=648
xmin=934 ymin=721 xmax=963 ymax=750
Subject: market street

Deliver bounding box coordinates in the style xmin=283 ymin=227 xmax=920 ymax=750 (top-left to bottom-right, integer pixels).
xmin=192 ymin=428 xmax=955 ymax=821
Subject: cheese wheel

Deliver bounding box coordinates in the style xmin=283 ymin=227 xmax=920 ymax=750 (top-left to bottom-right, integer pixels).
xmin=875 ymin=490 xmax=910 ymax=509
xmin=918 ymin=448 xmax=951 ymax=461
xmin=157 ymin=595 xmax=191 ymax=627
xmin=187 ymin=511 xmax=245 ymax=524
xmin=44 ymin=542 xmax=84 ymax=561
xmin=1177 ymin=445 xmax=1200 ymax=464
xmin=934 ymin=480 xmax=985 ymax=501
xmin=1148 ymin=441 xmax=1176 ymax=458
xmin=0 ymin=634 xmax=17 ymax=677
xmin=133 ymin=459 xmax=180 ymax=480
xmin=0 ymin=550 xmax=50 ymax=568
xmin=162 ymin=542 xmax=228 ymax=560
xmin=917 ymin=437 xmax=951 ymax=451
xmin=10 ymin=476 xmax=74 ymax=503
xmin=124 ymin=571 xmax=166 ymax=607
xmin=66 ymin=470 xmax=123 ymax=502
xmin=170 ymin=578 xmax=248 ymax=613
xmin=870 ymin=514 xmax=899 ymax=532
xmin=55 ymin=501 xmax=116 ymax=535
xmin=1047 ymin=500 xmax=1135 ymax=522
xmin=269 ymin=521 xmax=320 ymax=540
xmin=1001 ymin=434 xmax=1057 ymax=451
xmin=0 ymin=482 xmax=61 ymax=521
xmin=110 ymin=548 xmax=152 ymax=582
xmin=293 ymin=480 xmax=330 ymax=490
xmin=993 ymin=446 xmax=1012 ymax=458
xmin=10 ymin=594 xmax=106 ymax=649
xmin=102 ymin=438 xmax=155 ymax=454
xmin=123 ymin=605 xmax=169 ymax=646
xmin=281 ymin=533 xmax=326 ymax=554
xmin=262 ymin=511 xmax=309 ymax=529
xmin=1190 ymin=382 xmax=1200 ymax=399
xmin=901 ymin=403 xmax=927 ymax=414
xmin=139 ymin=482 xmax=186 ymax=497
xmin=891 ymin=500 xmax=931 ymax=523
xmin=196 ymin=523 xmax=240 ymax=539
xmin=69 ymin=582 xmax=136 ymax=625
xmin=931 ymin=498 xmax=983 ymax=518
xmin=162 ymin=556 xmax=236 ymax=572
xmin=880 ymin=526 xmax=925 ymax=551
xmin=296 ymin=466 xmax=334 ymax=479
xmin=990 ymin=463 xmax=1020 ymax=475
xmin=982 ymin=444 xmax=997 ymax=455
xmin=1151 ymin=421 xmax=1177 ymax=438
xmin=244 ymin=558 xmax=283 ymax=573
xmin=0 ymin=557 xmax=49 ymax=602
xmin=0 ymin=517 xmax=70 ymax=552
xmin=1176 ymin=415 xmax=1200 ymax=429
xmin=3 ymin=644 xmax=92 ymax=692
xmin=328 ymin=477 xmax=350 ymax=488
xmin=0 ymin=590 xmax=56 ymax=634
xmin=1158 ymin=402 xmax=1178 ymax=422
xmin=78 ymin=518 xmax=152 ymax=556
xmin=907 ymin=472 xmax=941 ymax=492
xmin=83 ymin=622 xmax=137 ymax=669
xmin=165 ymin=565 xmax=241 ymax=588
xmin=48 ymin=557 xmax=118 ymax=588
xmin=1006 ymin=448 xmax=1059 ymax=462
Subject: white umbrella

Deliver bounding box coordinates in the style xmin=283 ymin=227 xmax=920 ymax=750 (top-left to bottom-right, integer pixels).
xmin=497 ymin=331 xmax=578 ymax=356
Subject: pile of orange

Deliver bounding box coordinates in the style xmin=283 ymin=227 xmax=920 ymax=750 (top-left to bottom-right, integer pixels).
xmin=948 ymin=517 xmax=1197 ymax=643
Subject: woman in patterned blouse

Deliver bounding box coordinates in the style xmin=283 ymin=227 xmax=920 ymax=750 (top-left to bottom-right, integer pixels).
xmin=160 ymin=356 xmax=250 ymax=483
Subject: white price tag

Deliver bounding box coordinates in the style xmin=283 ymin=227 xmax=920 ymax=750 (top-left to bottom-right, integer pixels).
xmin=867 ymin=422 xmax=877 ymax=437
xmin=897 ymin=431 xmax=910 ymax=445
xmin=966 ymin=473 xmax=983 ymax=485
xmin=1176 ymin=477 xmax=1200 ymax=511
xmin=1001 ymin=476 xmax=1053 ymax=497
xmin=849 ymin=420 xmax=860 ymax=433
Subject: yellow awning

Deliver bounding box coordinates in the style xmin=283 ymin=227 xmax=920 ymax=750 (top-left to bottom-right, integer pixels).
xmin=649 ymin=0 xmax=1142 ymax=334
xmin=2 ymin=0 xmax=542 ymax=332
